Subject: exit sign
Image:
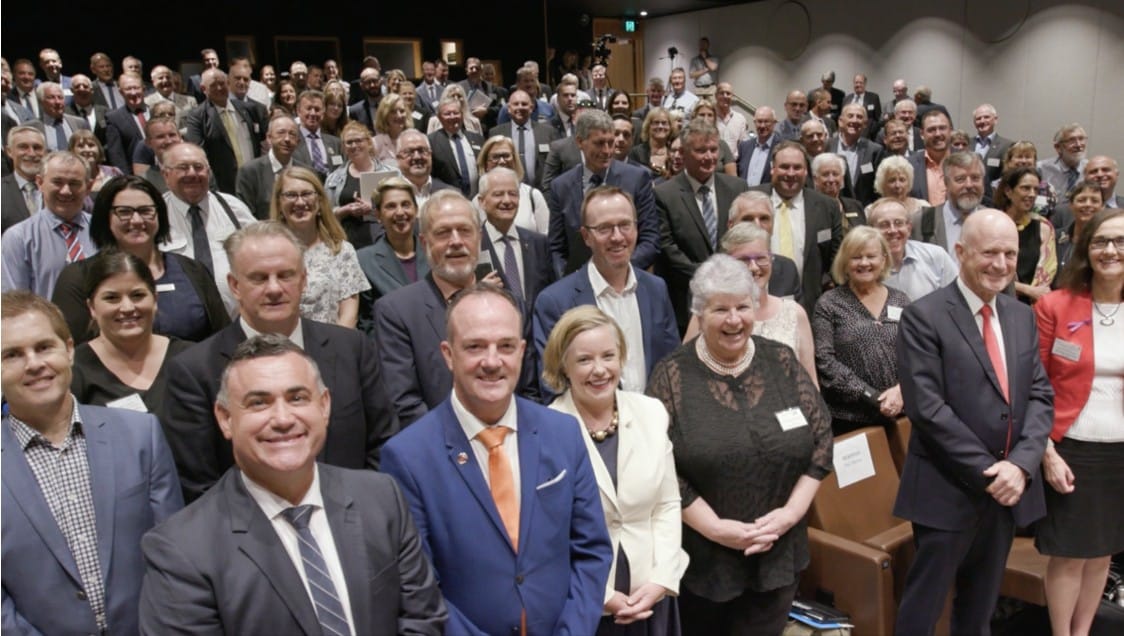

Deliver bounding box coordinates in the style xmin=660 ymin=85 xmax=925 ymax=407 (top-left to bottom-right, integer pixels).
xmin=624 ymin=20 xmax=636 ymax=32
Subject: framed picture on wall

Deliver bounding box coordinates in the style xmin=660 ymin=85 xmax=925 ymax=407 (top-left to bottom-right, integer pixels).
xmin=440 ymin=39 xmax=464 ymax=66
xmin=225 ymin=35 xmax=257 ymax=66
xmin=363 ymin=37 xmax=423 ymax=79
xmin=274 ymin=36 xmax=342 ymax=69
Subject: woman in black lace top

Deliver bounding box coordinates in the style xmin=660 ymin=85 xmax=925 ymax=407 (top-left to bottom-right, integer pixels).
xmin=647 ymin=254 xmax=832 ymax=636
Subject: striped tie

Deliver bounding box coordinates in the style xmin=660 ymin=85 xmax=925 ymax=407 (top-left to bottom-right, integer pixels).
xmin=57 ymin=221 xmax=85 ymax=263
xmin=698 ymin=185 xmax=717 ymax=250
xmin=280 ymin=505 xmax=351 ymax=636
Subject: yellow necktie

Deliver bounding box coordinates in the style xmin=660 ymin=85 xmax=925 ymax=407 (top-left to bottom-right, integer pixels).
xmin=776 ymin=199 xmax=795 ymax=259
xmin=220 ymin=109 xmax=245 ymax=167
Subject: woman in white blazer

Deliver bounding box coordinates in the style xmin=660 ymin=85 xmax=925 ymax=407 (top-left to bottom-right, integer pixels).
xmin=543 ymin=306 xmax=688 ymax=636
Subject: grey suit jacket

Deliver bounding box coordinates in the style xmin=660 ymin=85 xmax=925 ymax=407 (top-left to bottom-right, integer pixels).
xmin=66 ymin=102 xmax=108 ymax=144
xmin=654 ymin=172 xmax=750 ymax=331
xmin=138 ymin=465 xmax=446 ymax=635
xmin=2 ymin=405 xmax=183 ymax=635
xmin=982 ymin=134 xmax=1014 ymax=182
xmin=541 ymin=136 xmax=582 ymax=193
xmin=910 ymin=205 xmax=952 ymax=254
xmin=427 ymin=128 xmax=484 ymax=197
xmin=234 ymin=154 xmax=276 ymax=219
xmin=39 ymin=112 xmax=90 ymax=149
xmin=1 ymin=173 xmax=33 ymax=233
xmin=487 ymin=121 xmax=559 ymax=189
xmin=355 ymin=234 xmax=431 ymax=336
xmin=292 ymin=130 xmax=343 ymax=180
xmin=183 ymin=100 xmax=264 ymax=193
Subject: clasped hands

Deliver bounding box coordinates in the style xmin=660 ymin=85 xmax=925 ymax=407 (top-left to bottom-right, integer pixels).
xmin=708 ymin=507 xmax=799 ymax=557
xmin=604 ymin=583 xmax=669 ymax=625
xmin=983 ymin=459 xmax=1027 ymax=507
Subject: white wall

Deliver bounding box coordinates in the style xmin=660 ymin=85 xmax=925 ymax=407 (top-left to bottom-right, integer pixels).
xmin=643 ymin=0 xmax=1124 ymax=161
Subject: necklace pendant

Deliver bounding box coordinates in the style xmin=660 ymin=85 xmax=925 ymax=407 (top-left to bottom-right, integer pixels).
xmin=1100 ymin=316 xmax=1115 ymax=326
xmin=590 ymin=429 xmax=607 ymax=442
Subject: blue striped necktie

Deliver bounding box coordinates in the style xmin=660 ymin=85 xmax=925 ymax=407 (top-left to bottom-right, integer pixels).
xmin=280 ymin=505 xmax=351 ymax=636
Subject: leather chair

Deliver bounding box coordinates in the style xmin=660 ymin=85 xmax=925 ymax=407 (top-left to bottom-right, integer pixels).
xmin=887 ymin=416 xmax=911 ymax=475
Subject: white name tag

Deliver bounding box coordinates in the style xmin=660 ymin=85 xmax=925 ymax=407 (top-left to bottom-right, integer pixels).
xmin=106 ymin=393 xmax=148 ymax=413
xmin=538 ymin=143 xmax=550 ymax=153
xmin=845 ymin=212 xmax=858 ymax=218
xmin=886 ymin=305 xmax=903 ymax=322
xmin=1035 ymin=195 xmax=1048 ymax=209
xmin=987 ymin=157 xmax=1001 ymax=167
xmin=1051 ymin=338 xmax=1081 ymax=362
xmin=253 ymin=123 xmax=260 ymax=134
xmin=861 ymin=162 xmax=874 ymax=174
xmin=412 ymin=111 xmax=422 ymax=120
xmin=156 ymin=283 xmax=176 ymax=293
xmin=817 ymin=228 xmax=832 ymax=243
xmin=330 ymin=154 xmax=343 ymax=166
xmin=776 ymin=407 xmax=808 ymax=431
xmin=866 ymin=104 xmax=874 ymax=110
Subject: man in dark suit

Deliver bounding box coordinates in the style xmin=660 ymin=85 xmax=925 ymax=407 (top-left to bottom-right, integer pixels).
xmin=187 ymin=48 xmax=221 ymax=104
xmin=894 ymin=209 xmax=1053 ymax=635
xmin=655 ymin=119 xmax=750 ymax=332
xmin=541 ymin=134 xmax=582 ymax=193
xmin=382 ymin=285 xmax=611 ymax=636
xmin=776 ymin=91 xmax=809 ymax=142
xmin=64 ymin=74 xmax=108 ymax=144
xmin=490 ymin=90 xmax=556 ymax=189
xmin=141 ymin=334 xmax=446 ymax=635
xmin=816 ymin=71 xmax=846 ymax=120
xmin=806 ymin=89 xmax=837 ymax=137
xmin=632 ymin=77 xmax=664 ymax=131
xmin=826 ymin=103 xmax=885 ymax=206
xmin=2 ymin=291 xmax=182 ymax=635
xmin=843 ymin=73 xmax=882 ymax=136
xmin=458 ymin=56 xmax=501 ymax=130
xmin=104 ymin=73 xmax=150 ymax=173
xmin=428 ymin=97 xmax=484 ymax=197
xmin=971 ymin=103 xmax=1014 ymax=183
xmin=548 ymin=109 xmax=660 ymax=277
xmin=183 ymin=68 xmax=262 ymax=194
xmin=292 ymin=90 xmax=342 ymax=182
xmin=876 ymin=100 xmax=924 ymax=154
xmin=9 ymin=59 xmax=41 ymax=118
xmin=751 ymin=141 xmax=843 ymax=315
xmin=162 ymin=222 xmax=399 ymax=502
xmin=236 ymin=116 xmax=304 ymax=219
xmin=1 ymin=125 xmax=45 ymax=233
xmin=736 ymin=105 xmax=779 ymax=187
xmin=907 ymin=109 xmax=954 ymax=206
xmin=229 ymin=61 xmax=269 ymax=129
xmin=374 ymin=191 xmax=538 ymax=426
xmin=395 ymin=130 xmax=458 ymax=209
xmin=348 ymin=67 xmax=382 ymax=133
xmin=549 ymin=79 xmax=581 ymax=139
xmin=138 ymin=115 xmax=183 ymax=193
xmin=88 ymin=53 xmax=123 ymax=111
xmin=36 ymin=82 xmax=89 ymax=151
xmin=727 ymin=190 xmax=803 ymax=300
xmin=534 ymin=185 xmax=679 ymax=399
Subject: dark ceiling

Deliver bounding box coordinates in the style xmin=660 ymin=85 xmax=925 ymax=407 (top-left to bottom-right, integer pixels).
xmin=546 ymin=0 xmax=751 ymax=19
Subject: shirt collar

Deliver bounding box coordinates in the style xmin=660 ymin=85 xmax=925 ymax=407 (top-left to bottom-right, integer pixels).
xmin=450 ymin=387 xmax=518 ymax=442
xmin=684 ymin=171 xmax=715 ymax=192
xmin=587 ymin=260 xmax=637 ymax=296
xmin=771 ymin=188 xmax=804 ymax=207
xmin=268 ymin=150 xmax=289 ymax=173
xmin=241 ymin=464 xmax=323 ymax=518
xmin=240 ymin=317 xmax=305 ymax=349
xmin=7 ymin=398 xmax=83 ymax=450
xmin=484 ymin=220 xmax=519 ymax=244
xmin=956 ymin=277 xmax=998 ymax=318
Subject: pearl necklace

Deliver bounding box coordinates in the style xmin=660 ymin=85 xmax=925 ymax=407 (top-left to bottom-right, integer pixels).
xmin=695 ymin=336 xmax=754 ymax=377
xmin=588 ymin=402 xmax=619 ymax=443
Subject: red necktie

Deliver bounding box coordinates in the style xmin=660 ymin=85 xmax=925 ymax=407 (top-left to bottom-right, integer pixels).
xmin=980 ymin=304 xmax=1008 ymax=402
xmin=58 ymin=222 xmax=85 ymax=263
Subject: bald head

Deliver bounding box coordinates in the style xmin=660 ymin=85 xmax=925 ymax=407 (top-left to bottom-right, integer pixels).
xmin=957 ymin=209 xmax=1018 ymax=302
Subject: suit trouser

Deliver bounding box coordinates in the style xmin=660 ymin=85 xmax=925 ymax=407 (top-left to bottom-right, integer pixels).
xmin=894 ymin=502 xmax=1016 ymax=636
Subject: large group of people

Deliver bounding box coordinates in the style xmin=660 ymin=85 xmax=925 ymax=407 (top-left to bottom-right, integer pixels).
xmin=1 ymin=38 xmax=1121 ymax=636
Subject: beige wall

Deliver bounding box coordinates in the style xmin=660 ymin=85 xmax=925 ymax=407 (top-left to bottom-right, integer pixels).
xmin=643 ymin=0 xmax=1124 ymax=161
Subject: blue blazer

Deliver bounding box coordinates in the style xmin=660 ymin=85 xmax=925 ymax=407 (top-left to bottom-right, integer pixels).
xmin=381 ymin=397 xmax=612 ymax=636
xmin=480 ymin=225 xmax=556 ymax=322
xmin=1 ymin=405 xmax=183 ymax=635
xmin=532 ymin=263 xmax=680 ymax=401
xmin=735 ymin=133 xmax=778 ymax=185
xmin=894 ymin=282 xmax=1054 ymax=530
xmin=906 ymin=149 xmax=930 ymax=202
xmin=547 ymin=160 xmax=660 ymax=277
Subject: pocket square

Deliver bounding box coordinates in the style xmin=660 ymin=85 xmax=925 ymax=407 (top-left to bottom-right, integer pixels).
xmin=535 ymin=469 xmax=567 ymax=491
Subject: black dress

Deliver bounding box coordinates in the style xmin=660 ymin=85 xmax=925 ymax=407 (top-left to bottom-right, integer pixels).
xmin=71 ymin=337 xmax=193 ymax=415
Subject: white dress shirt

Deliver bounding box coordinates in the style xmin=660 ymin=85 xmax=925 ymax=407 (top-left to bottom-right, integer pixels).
xmin=956 ymin=277 xmax=1007 ymax=368
xmin=588 ymin=263 xmax=647 ymax=392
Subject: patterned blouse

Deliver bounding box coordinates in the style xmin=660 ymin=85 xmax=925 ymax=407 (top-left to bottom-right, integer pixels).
xmin=647 ymin=336 xmax=832 ymax=600
xmin=300 ymin=240 xmax=371 ymax=324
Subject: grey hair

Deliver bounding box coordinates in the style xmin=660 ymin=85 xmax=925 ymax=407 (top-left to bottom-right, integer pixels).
xmin=941 ymin=151 xmax=984 ymax=181
xmin=35 ymin=81 xmax=62 ymax=101
xmin=576 ymin=109 xmax=613 ymax=139
xmin=419 ymin=189 xmax=473 ymax=234
xmin=730 ymin=190 xmax=773 ymax=220
xmin=395 ymin=129 xmax=430 ymax=154
xmin=720 ymin=221 xmax=771 ymax=253
xmin=478 ymin=166 xmax=519 ymax=196
xmin=893 ymin=99 xmax=917 ymax=113
xmin=215 ymin=334 xmax=326 ymax=408
xmin=811 ymin=152 xmax=845 ymax=176
xmin=1053 ymin=123 xmax=1086 ymax=144
xmin=7 ymin=124 xmax=46 ymax=147
xmin=222 ymin=220 xmax=305 ymax=266
xmin=689 ymin=253 xmax=760 ymax=315
xmin=874 ymin=155 xmax=914 ymax=195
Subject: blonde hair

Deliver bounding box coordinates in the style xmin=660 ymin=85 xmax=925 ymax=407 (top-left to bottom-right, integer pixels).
xmin=830 ymin=225 xmax=891 ymax=284
xmin=270 ymin=166 xmax=348 ymax=254
xmin=541 ymin=306 xmax=627 ymax=392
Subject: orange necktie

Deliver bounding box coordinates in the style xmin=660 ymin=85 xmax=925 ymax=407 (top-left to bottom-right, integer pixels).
xmin=476 ymin=426 xmax=519 ymax=551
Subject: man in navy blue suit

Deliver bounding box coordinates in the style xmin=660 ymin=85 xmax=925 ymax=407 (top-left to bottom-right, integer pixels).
xmin=382 ymin=284 xmax=611 ymax=636
xmin=894 ymin=209 xmax=1053 ymax=635
xmin=1 ymin=291 xmax=183 ymax=635
xmin=534 ymin=185 xmax=679 ymax=399
xmin=547 ymin=109 xmax=660 ymax=277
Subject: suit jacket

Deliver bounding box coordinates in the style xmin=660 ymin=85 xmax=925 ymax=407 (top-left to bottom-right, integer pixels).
xmin=381 ymin=398 xmax=612 ymax=636
xmin=735 ymin=133 xmax=779 ymax=185
xmin=749 ymin=185 xmax=843 ymax=316
xmin=427 ymin=128 xmax=484 ymax=197
xmin=843 ymin=91 xmax=883 ymax=130
xmin=1034 ymin=289 xmax=1095 ymax=441
xmin=981 ymin=134 xmax=1014 ymax=182
xmin=348 ymin=97 xmax=379 ymax=133
xmin=654 ymin=172 xmax=750 ymax=331
xmin=292 ymin=129 xmax=342 ymax=181
xmin=235 ymin=154 xmax=278 ymax=219
xmin=906 ymin=149 xmax=932 ymax=202
xmin=549 ymin=390 xmax=687 ymax=603
xmin=2 ymin=405 xmax=183 ymax=635
xmin=894 ymin=282 xmax=1053 ymax=530
xmin=1 ymin=173 xmax=33 ymax=233
xmin=355 ymin=233 xmax=431 ymax=336
xmin=487 ymin=121 xmax=558 ymax=189
xmin=532 ymin=263 xmax=679 ymax=400
xmin=39 ymin=112 xmax=90 ymax=149
xmin=547 ymin=160 xmax=660 ymax=277
xmin=910 ymin=205 xmax=954 ymax=254
xmin=480 ymin=225 xmax=556 ymax=323
xmin=541 ymin=136 xmax=582 ymax=193
xmin=826 ymin=137 xmax=884 ymax=205
xmin=770 ymin=254 xmax=803 ymax=301
xmin=104 ymin=105 xmax=149 ymax=173
xmin=65 ymin=101 xmax=108 ymax=144
xmin=161 ymin=319 xmax=398 ymax=502
xmin=138 ymin=465 xmax=446 ymax=635
xmin=92 ymin=80 xmax=123 ymax=110
xmin=183 ymin=100 xmax=265 ymax=193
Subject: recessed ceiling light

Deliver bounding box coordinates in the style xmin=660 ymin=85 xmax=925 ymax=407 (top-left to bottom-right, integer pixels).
xmin=640 ymin=10 xmax=648 ymax=17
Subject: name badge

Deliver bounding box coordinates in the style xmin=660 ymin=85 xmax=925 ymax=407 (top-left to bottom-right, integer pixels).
xmin=253 ymin=122 xmax=260 ymax=134
xmin=845 ymin=212 xmax=858 ymax=218
xmin=886 ymin=305 xmax=903 ymax=322
xmin=1035 ymin=195 xmax=1048 ymax=209
xmin=106 ymin=393 xmax=148 ymax=413
xmin=156 ymin=283 xmax=176 ymax=293
xmin=861 ymin=162 xmax=874 ymax=174
xmin=776 ymin=407 xmax=808 ymax=431
xmin=1051 ymin=338 xmax=1081 ymax=362
xmin=987 ymin=157 xmax=1001 ymax=167
xmin=471 ymin=144 xmax=481 ymax=152
xmin=817 ymin=228 xmax=832 ymax=243
xmin=866 ymin=103 xmax=874 ymax=110
xmin=538 ymin=143 xmax=550 ymax=153
xmin=412 ymin=111 xmax=422 ymax=120
xmin=330 ymin=154 xmax=343 ymax=166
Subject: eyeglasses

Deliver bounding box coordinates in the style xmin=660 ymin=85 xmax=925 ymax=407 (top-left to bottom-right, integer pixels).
xmin=584 ymin=220 xmax=635 ymax=238
xmin=280 ymin=190 xmax=318 ymax=202
xmin=874 ymin=219 xmax=909 ymax=230
xmin=398 ymin=147 xmax=431 ymax=158
xmin=734 ymin=253 xmax=771 ymax=267
xmin=110 ymin=205 xmax=158 ymax=221
xmin=1089 ymin=236 xmax=1124 ymax=251
xmin=168 ymin=163 xmax=208 ymax=174
xmin=488 ymin=152 xmax=514 ymax=163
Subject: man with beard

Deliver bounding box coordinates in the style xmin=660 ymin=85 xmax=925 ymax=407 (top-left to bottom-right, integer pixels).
xmin=907 ymin=110 xmax=953 ymax=205
xmin=1038 ymin=123 xmax=1088 ymax=198
xmin=911 ymin=152 xmax=987 ymax=264
xmin=348 ymin=67 xmax=383 ymax=133
xmin=395 ymin=129 xmax=456 ymax=211
xmin=236 ymin=116 xmax=309 ymax=219
xmin=826 ymin=102 xmax=884 ymax=205
xmin=144 ymin=65 xmax=197 ymax=126
xmin=373 ymin=190 xmax=537 ymax=426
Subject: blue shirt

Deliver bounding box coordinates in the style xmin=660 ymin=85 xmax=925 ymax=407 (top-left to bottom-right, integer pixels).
xmin=1 ymin=209 xmax=97 ymax=298
xmin=887 ymin=240 xmax=959 ymax=301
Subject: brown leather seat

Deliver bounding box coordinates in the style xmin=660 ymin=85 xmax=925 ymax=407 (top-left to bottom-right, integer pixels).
xmin=887 ymin=416 xmax=911 ymax=475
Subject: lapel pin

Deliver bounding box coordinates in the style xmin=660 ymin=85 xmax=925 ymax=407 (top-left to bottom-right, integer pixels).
xmin=456 ymin=452 xmax=469 ymax=465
